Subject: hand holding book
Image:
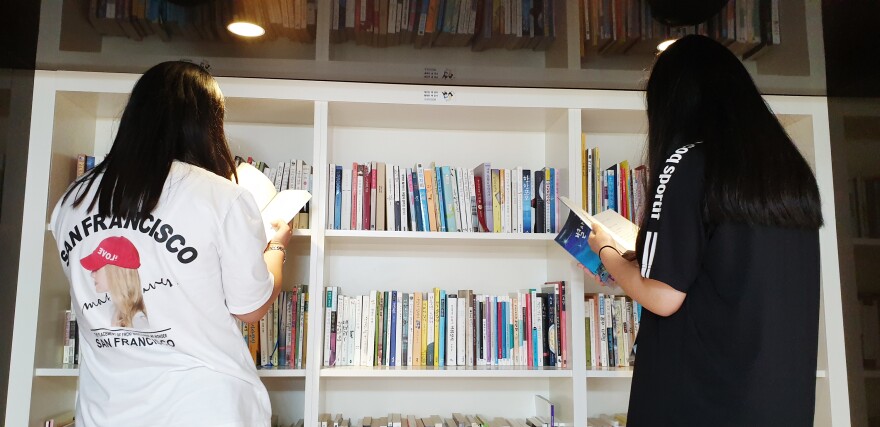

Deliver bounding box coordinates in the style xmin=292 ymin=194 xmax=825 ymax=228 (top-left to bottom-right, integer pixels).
xmin=235 ymin=162 xmax=312 ymax=242
xmin=555 ymin=196 xmax=639 ymax=286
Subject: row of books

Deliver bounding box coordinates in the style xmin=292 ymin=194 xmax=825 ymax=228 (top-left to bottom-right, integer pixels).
xmin=581 ymin=0 xmax=780 ymax=60
xmin=62 ymin=310 xmax=80 ymax=366
xmin=75 ymin=154 xmax=99 ymax=179
xmin=43 ymin=412 xmax=75 ymax=427
xmin=582 ymin=144 xmax=647 ymax=224
xmin=326 ymin=162 xmax=561 ymax=234
xmin=324 ymin=283 xmax=568 ymax=368
xmin=236 ymin=155 xmax=313 ymax=229
xmin=587 ymin=414 xmax=628 ymax=427
xmin=850 ymin=176 xmax=880 ymax=239
xmin=319 ymin=413 xmax=561 ymax=427
xmin=85 ymin=0 xmax=317 ymax=43
xmin=330 ymin=0 xmax=557 ymax=51
xmin=237 ymin=286 xmax=310 ymax=368
xmin=584 ymin=293 xmax=641 ymax=368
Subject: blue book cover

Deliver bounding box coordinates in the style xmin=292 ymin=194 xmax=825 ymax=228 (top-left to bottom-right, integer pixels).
xmin=416 ymin=165 xmax=430 ymax=231
xmin=439 ymin=290 xmax=446 ymax=366
xmin=606 ymin=168 xmax=617 ymax=213
xmin=390 ymin=291 xmax=398 ymax=366
xmin=441 ymin=166 xmax=457 ymax=232
xmin=411 ymin=171 xmax=423 ymax=231
xmin=334 ymin=166 xmax=342 ymax=229
xmin=523 ymin=169 xmax=532 ymax=233
xmin=435 ymin=166 xmax=447 ymax=232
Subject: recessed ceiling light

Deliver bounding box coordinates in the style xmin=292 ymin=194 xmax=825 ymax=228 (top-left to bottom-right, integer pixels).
xmin=657 ymin=39 xmax=677 ymax=52
xmin=227 ymin=22 xmax=265 ymax=37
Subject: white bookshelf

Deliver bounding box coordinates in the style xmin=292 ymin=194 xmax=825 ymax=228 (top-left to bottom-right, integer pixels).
xmin=5 ymin=71 xmax=848 ymax=427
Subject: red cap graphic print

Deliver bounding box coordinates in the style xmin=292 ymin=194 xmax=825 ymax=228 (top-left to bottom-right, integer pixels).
xmin=80 ymin=236 xmax=141 ymax=271
xmin=80 ymin=236 xmax=149 ymax=329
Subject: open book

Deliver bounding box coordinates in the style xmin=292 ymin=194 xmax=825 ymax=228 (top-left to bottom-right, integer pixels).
xmin=555 ymin=196 xmax=639 ymax=284
xmin=235 ymin=162 xmax=312 ymax=242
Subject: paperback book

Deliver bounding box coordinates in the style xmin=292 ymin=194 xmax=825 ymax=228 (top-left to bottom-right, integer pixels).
xmin=555 ymin=196 xmax=638 ymax=285
xmin=236 ymin=162 xmax=312 ymax=242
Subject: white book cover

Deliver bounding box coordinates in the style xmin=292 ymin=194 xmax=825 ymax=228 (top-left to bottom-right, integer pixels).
xmin=530 ymin=290 xmax=540 ymax=367
xmin=353 ymin=296 xmax=363 ymax=367
xmin=341 ymin=169 xmax=352 ymax=231
xmin=386 ymin=165 xmax=394 ymax=231
xmin=449 ymin=169 xmax=462 ymax=232
xmin=416 ymin=163 xmax=429 ymax=231
xmin=399 ymin=167 xmax=409 ymax=232
xmin=368 ymin=290 xmax=378 ymax=366
xmin=281 ymin=160 xmax=291 ymax=191
xmin=516 ymin=166 xmax=524 ymax=233
xmin=235 ymin=163 xmax=312 ymax=242
xmin=446 ymin=294 xmax=457 ymax=366
xmin=455 ymin=167 xmax=468 ymax=232
xmin=456 ymin=294 xmax=466 ymax=366
xmin=259 ymin=312 xmax=268 ymax=366
xmin=293 ymin=160 xmax=303 ymax=191
xmin=505 ymin=169 xmax=514 ymax=233
xmin=427 ymin=291 xmax=435 ymax=366
xmin=338 ymin=295 xmax=347 ymax=367
xmin=274 ymin=161 xmax=285 ymax=191
xmin=328 ymin=164 xmax=336 ymax=228
xmin=360 ymin=295 xmax=371 ymax=366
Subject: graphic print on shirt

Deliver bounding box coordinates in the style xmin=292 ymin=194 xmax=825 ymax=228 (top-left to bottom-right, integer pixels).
xmin=80 ymin=236 xmax=151 ymax=329
xmin=641 ymin=142 xmax=701 ymax=278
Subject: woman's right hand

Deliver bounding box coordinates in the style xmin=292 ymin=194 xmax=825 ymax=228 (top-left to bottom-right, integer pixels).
xmin=269 ymin=219 xmax=292 ymax=247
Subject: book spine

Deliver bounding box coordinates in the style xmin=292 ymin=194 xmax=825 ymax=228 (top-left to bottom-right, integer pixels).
xmin=385 ymin=164 xmax=394 ymax=231
xmin=395 ymin=291 xmax=403 ymax=366
xmin=474 ymin=175 xmax=486 ymax=232
xmin=421 ymin=293 xmax=429 ymax=366
xmin=491 ymin=169 xmax=501 ymax=233
xmin=410 ymin=170 xmax=423 ymax=231
xmin=368 ymin=290 xmax=377 ymax=366
xmin=407 ymin=293 xmax=415 ymax=366
xmin=371 ymin=162 xmax=378 ymax=230
xmin=424 ymin=168 xmax=438 ymax=232
xmin=399 ymin=166 xmax=409 ymax=231
xmin=377 ymin=163 xmax=386 ymax=231
xmin=544 ymin=168 xmax=551 ymax=233
xmin=456 ymin=292 xmax=466 ymax=366
xmin=363 ymin=163 xmax=371 ymax=230
xmin=446 ymin=294 xmax=457 ymax=366
xmin=427 ymin=290 xmax=436 ymax=366
xmin=412 ymin=292 xmax=422 ymax=366
xmin=416 ymin=164 xmax=430 ymax=231
xmin=435 ymin=166 xmax=448 ymax=232
xmin=328 ymin=164 xmax=337 ymax=228
xmin=393 ymin=165 xmax=401 ymax=231
xmin=334 ymin=166 xmax=343 ymax=229
xmin=341 ymin=170 xmax=352 ymax=230
xmin=439 ymin=289 xmax=447 ymax=366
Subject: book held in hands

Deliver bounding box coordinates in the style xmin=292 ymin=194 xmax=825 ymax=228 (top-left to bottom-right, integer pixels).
xmin=555 ymin=196 xmax=638 ymax=285
xmin=235 ymin=162 xmax=312 ymax=242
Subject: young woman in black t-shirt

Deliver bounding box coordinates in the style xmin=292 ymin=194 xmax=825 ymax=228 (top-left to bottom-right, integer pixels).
xmin=588 ymin=35 xmax=823 ymax=426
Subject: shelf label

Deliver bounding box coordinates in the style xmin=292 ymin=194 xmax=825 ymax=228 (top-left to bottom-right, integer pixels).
xmin=423 ymin=67 xmax=455 ymax=80
xmin=423 ymin=90 xmax=455 ymax=103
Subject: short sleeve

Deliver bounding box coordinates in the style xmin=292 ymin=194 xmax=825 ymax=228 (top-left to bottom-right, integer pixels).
xmin=218 ymin=191 xmax=274 ymax=314
xmin=640 ymin=143 xmax=707 ymax=293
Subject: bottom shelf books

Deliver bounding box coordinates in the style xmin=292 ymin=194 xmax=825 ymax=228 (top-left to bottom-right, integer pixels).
xmin=238 ymin=286 xmax=309 ymax=368
xmin=319 ymin=413 xmax=564 ymax=427
xmin=584 ymin=294 xmax=641 ymax=368
xmin=323 ymin=283 xmax=568 ymax=368
xmin=587 ymin=414 xmax=628 ymax=427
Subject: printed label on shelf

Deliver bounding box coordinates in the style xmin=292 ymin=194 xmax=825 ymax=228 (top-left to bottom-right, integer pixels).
xmin=423 ymin=90 xmax=455 ymax=104
xmin=423 ymin=68 xmax=455 ymax=80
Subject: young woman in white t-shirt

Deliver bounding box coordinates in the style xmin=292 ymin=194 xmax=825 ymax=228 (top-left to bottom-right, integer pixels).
xmin=51 ymin=61 xmax=291 ymax=426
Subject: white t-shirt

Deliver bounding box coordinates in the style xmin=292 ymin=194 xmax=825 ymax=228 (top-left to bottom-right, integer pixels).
xmin=50 ymin=161 xmax=274 ymax=427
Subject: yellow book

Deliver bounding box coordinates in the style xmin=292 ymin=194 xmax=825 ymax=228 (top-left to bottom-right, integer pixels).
xmin=433 ymin=287 xmax=441 ymax=366
xmin=425 ymin=168 xmax=439 ymax=232
xmin=491 ymin=169 xmax=501 ymax=233
xmin=413 ymin=291 xmax=423 ymax=366
xmin=421 ymin=298 xmax=429 ymax=366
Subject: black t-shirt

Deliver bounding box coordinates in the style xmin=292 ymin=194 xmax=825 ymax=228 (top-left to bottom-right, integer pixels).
xmin=628 ymin=142 xmax=820 ymax=426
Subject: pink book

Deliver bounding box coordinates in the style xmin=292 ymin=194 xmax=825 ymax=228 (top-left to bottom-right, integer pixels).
xmin=351 ymin=162 xmax=359 ymax=230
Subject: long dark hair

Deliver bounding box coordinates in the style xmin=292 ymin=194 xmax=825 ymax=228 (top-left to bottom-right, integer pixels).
xmin=65 ymin=61 xmax=236 ymax=220
xmin=638 ymin=35 xmax=823 ymax=252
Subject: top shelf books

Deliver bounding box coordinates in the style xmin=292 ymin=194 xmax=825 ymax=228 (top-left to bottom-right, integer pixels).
xmin=47 ymin=0 xmax=822 ymax=94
